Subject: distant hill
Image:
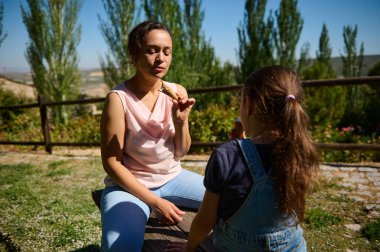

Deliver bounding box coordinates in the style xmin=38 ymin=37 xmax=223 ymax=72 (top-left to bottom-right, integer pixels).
xmin=0 ymin=75 xmax=36 ymax=100
xmin=330 ymin=54 xmax=380 ymax=77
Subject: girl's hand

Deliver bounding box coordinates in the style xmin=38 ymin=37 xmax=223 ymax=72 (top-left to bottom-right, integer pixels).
xmin=165 ymin=242 xmax=187 ymax=252
xmin=152 ymin=197 xmax=185 ymax=225
xmin=172 ymin=93 xmax=196 ymax=124
xmin=228 ymin=119 xmax=246 ymax=139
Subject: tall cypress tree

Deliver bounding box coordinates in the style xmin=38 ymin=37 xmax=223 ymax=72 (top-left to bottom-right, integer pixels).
xmin=317 ymin=24 xmax=332 ymax=67
xmin=274 ymin=0 xmax=303 ymax=68
xmin=98 ymin=0 xmax=139 ymax=89
xmin=0 ymin=1 xmax=7 ymax=48
xmin=341 ymin=25 xmax=364 ymax=78
xmin=340 ymin=25 xmax=365 ymax=128
xmin=302 ymin=24 xmax=344 ymax=127
xmin=21 ymin=0 xmax=82 ymax=124
xmin=237 ymin=0 xmax=274 ymax=83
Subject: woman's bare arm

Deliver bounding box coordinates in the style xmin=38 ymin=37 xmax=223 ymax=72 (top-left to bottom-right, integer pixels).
xmin=172 ymin=84 xmax=195 ymax=157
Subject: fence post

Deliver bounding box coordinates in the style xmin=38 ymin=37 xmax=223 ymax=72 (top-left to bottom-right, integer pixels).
xmin=38 ymin=95 xmax=52 ymax=154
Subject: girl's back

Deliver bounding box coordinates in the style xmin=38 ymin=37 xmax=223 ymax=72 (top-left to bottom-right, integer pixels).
xmin=207 ymin=139 xmax=306 ymax=251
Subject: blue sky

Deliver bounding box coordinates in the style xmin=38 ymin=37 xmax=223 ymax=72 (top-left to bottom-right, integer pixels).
xmin=0 ymin=0 xmax=379 ymax=72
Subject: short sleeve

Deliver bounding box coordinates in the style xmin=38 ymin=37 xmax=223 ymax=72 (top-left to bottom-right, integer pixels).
xmin=204 ymin=148 xmax=226 ymax=193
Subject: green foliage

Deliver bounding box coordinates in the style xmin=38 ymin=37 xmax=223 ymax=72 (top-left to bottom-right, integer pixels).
xmin=305 ymin=207 xmax=343 ymax=229
xmin=341 ymin=25 xmax=364 ymax=78
xmin=274 ymin=0 xmax=303 ymax=68
xmin=297 ymin=42 xmax=311 ymax=75
xmin=1 ymin=108 xmax=42 ymax=142
xmin=311 ymin=124 xmax=380 ymax=162
xmin=362 ymin=61 xmax=380 ymax=134
xmin=0 ymin=0 xmax=7 ymax=47
xmin=339 ymin=25 xmax=366 ymax=129
xmin=300 ymin=25 xmax=347 ymax=128
xmin=189 ymin=98 xmax=240 ymax=152
xmin=0 ymin=83 xmax=34 ymax=128
xmin=21 ymin=0 xmax=83 ymax=125
xmin=302 ymin=62 xmax=345 ymax=127
xmin=237 ymin=0 xmax=275 ymax=83
xmin=368 ymin=60 xmax=380 ymax=76
xmin=51 ymin=114 xmax=101 ymax=143
xmin=362 ymin=218 xmax=380 ymax=242
xmin=316 ymin=24 xmax=333 ymax=66
xmin=98 ymin=0 xmax=138 ymax=89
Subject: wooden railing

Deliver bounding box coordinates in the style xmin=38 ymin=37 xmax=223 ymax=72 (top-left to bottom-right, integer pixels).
xmin=0 ymin=76 xmax=379 ymax=153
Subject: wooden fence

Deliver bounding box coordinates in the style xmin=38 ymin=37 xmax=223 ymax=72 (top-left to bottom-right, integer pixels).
xmin=0 ymin=76 xmax=380 ymax=154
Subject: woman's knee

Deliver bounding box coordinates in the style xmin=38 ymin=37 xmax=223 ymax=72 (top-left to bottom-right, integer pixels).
xmin=101 ymin=199 xmax=148 ymax=251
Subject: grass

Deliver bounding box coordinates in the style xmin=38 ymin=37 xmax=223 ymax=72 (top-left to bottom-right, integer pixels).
xmin=0 ymin=155 xmax=379 ymax=251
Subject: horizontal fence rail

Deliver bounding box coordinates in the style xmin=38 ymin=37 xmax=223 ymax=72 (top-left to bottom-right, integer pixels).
xmin=0 ymin=76 xmax=379 ymax=153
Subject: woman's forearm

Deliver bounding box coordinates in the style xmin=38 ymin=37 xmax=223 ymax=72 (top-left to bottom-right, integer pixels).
xmin=173 ymin=119 xmax=191 ymax=157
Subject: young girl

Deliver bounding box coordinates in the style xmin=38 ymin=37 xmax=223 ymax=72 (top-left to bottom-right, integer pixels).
xmin=169 ymin=65 xmax=319 ymax=251
xmin=99 ymin=21 xmax=205 ymax=252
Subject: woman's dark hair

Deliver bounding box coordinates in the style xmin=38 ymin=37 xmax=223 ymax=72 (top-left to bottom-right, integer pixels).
xmin=244 ymin=65 xmax=319 ymax=223
xmin=128 ymin=21 xmax=172 ymax=64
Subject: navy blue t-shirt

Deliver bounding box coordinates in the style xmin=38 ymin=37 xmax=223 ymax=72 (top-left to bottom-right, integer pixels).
xmin=204 ymin=140 xmax=273 ymax=220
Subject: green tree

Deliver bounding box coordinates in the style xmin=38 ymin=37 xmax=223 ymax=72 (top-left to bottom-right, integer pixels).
xmin=98 ymin=0 xmax=139 ymax=89
xmin=301 ymin=24 xmax=344 ymax=127
xmin=237 ymin=0 xmax=275 ymax=83
xmin=340 ymin=25 xmax=365 ymax=128
xmin=0 ymin=1 xmax=7 ymax=47
xmin=21 ymin=0 xmax=82 ymax=124
xmin=274 ymin=0 xmax=303 ymax=68
xmin=297 ymin=42 xmax=311 ymax=75
xmin=341 ymin=25 xmax=364 ymax=77
xmin=364 ymin=61 xmax=380 ymax=134
xmin=316 ymin=24 xmax=332 ymax=67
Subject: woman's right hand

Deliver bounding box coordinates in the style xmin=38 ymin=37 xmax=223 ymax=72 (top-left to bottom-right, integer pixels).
xmin=151 ymin=197 xmax=185 ymax=225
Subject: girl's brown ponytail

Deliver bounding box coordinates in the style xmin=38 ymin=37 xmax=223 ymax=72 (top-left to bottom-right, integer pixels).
xmin=244 ymin=66 xmax=319 ymax=223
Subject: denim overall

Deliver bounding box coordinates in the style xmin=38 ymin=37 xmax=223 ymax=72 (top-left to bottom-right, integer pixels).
xmin=213 ymin=139 xmax=306 ymax=251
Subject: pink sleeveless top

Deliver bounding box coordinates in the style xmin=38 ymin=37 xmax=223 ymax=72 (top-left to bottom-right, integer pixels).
xmin=104 ymin=81 xmax=182 ymax=188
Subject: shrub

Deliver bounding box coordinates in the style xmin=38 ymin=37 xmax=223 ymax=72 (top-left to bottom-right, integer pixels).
xmin=189 ymin=99 xmax=240 ymax=153
xmin=51 ymin=114 xmax=101 ymax=143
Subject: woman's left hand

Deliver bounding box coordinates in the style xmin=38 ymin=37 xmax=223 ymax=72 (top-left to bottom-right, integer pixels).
xmin=172 ymin=93 xmax=196 ymax=124
xmin=165 ymin=241 xmax=187 ymax=252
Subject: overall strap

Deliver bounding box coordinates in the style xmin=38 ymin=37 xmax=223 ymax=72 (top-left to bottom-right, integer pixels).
xmin=237 ymin=139 xmax=267 ymax=181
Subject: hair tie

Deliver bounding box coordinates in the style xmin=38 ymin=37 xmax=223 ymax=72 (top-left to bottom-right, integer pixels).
xmin=285 ymin=94 xmax=296 ymax=101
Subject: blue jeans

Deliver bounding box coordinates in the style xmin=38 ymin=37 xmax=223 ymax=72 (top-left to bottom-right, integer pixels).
xmin=100 ymin=169 xmax=205 ymax=252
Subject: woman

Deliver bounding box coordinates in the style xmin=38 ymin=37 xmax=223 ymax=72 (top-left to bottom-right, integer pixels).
xmin=100 ymin=21 xmax=205 ymax=252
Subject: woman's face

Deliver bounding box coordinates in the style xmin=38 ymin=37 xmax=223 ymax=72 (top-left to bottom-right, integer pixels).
xmin=135 ymin=29 xmax=172 ymax=79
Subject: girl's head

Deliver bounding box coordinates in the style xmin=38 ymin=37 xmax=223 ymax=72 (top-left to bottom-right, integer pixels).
xmin=242 ymin=65 xmax=318 ymax=224
xmin=128 ymin=21 xmax=173 ymax=78
xmin=241 ymin=65 xmax=303 ymax=135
